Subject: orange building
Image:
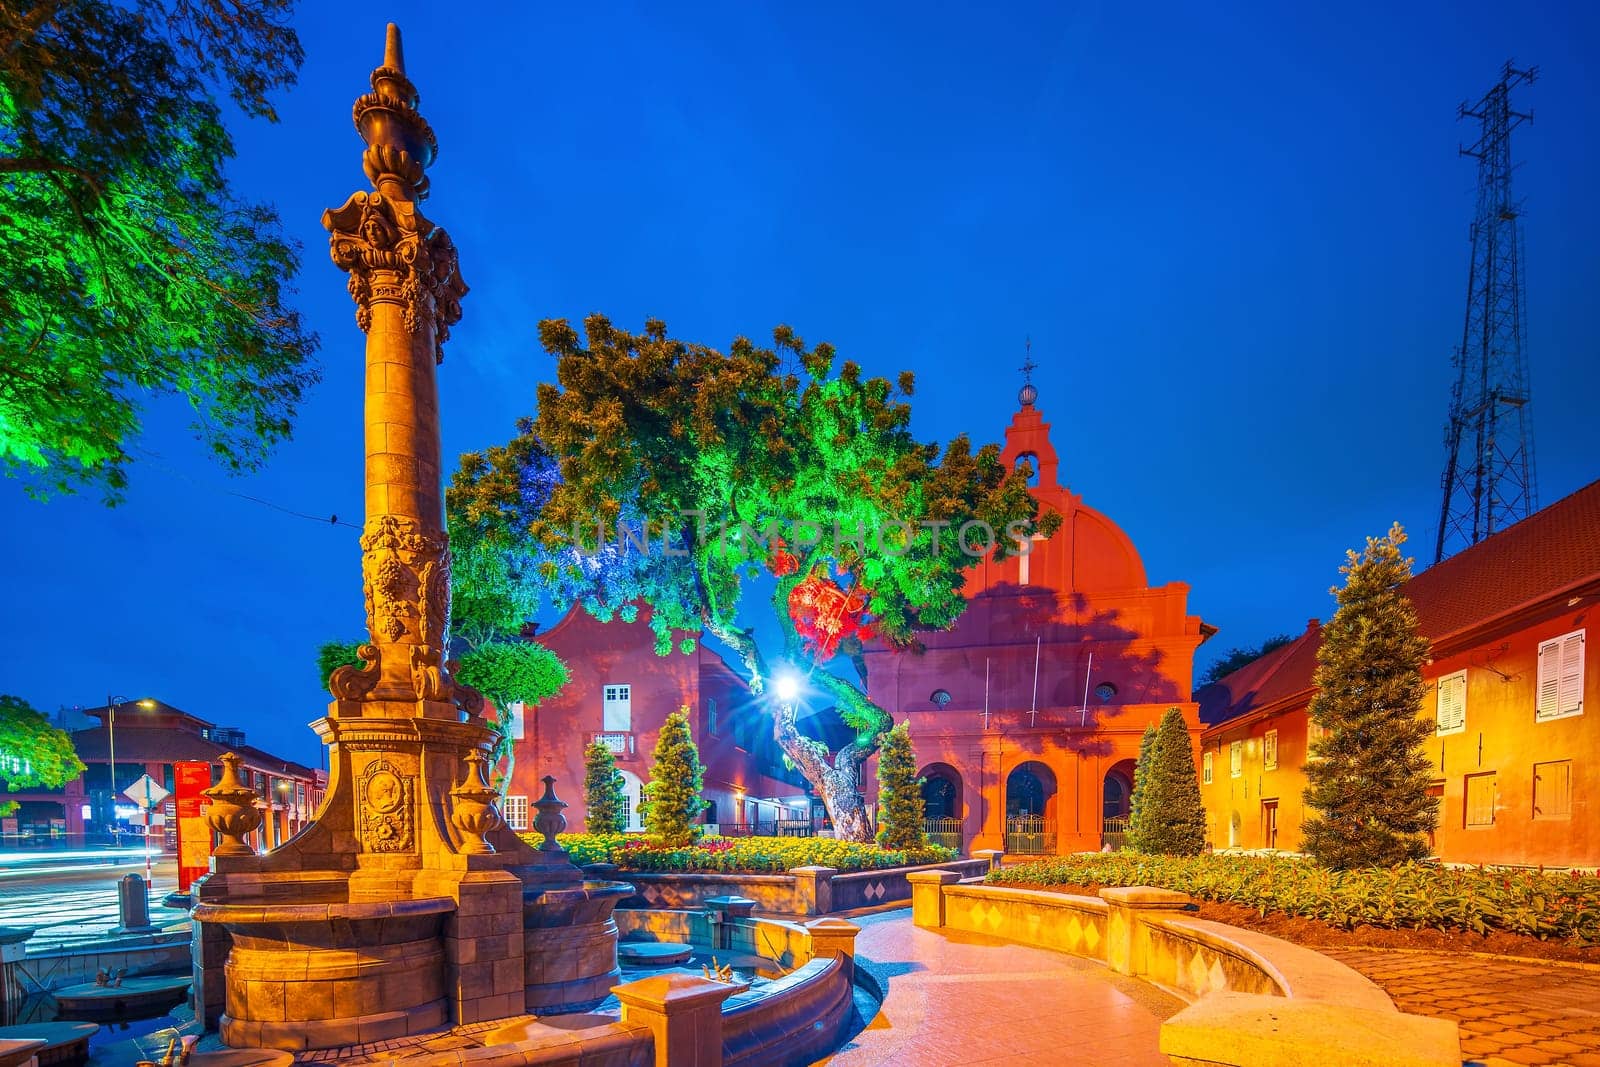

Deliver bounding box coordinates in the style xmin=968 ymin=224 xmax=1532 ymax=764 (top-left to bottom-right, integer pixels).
xmin=862 ymin=385 xmax=1213 ymax=855
xmin=1199 ymin=479 xmax=1600 ymax=867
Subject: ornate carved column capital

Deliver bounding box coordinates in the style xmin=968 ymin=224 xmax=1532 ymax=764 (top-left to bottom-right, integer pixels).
xmin=322 ymin=192 xmax=466 ymax=363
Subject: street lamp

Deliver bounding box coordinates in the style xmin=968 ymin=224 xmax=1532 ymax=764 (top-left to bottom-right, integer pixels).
xmin=104 ymin=694 xmax=155 ymax=843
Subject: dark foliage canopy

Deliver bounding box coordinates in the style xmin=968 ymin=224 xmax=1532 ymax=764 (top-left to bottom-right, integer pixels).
xmin=1 ymin=1 xmax=318 ymax=502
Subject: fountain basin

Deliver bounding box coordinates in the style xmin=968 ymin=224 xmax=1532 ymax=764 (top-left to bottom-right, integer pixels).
xmin=50 ymin=976 xmax=191 ymax=1022
xmin=192 ymin=898 xmax=454 ymax=1051
xmin=0 ymin=1022 xmax=95 ymax=1067
xmin=521 ymin=880 xmax=632 ymax=1014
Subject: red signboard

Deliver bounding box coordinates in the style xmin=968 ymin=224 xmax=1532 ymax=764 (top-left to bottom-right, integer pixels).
xmin=174 ymin=760 xmax=213 ymax=892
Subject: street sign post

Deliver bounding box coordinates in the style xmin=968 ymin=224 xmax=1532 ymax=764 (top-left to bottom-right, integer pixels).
xmin=173 ymin=761 xmax=212 ymax=892
xmin=123 ymin=774 xmax=171 ymax=884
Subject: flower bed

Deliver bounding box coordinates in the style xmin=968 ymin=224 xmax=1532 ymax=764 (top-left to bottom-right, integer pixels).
xmin=532 ymin=832 xmax=956 ymax=874
xmin=987 ymin=853 xmax=1600 ymax=944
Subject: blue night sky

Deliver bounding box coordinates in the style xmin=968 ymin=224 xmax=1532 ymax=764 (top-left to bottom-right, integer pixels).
xmin=3 ymin=1 xmax=1597 ymax=766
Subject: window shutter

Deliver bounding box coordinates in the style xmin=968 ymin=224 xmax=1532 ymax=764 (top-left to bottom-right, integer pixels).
xmin=1437 ymin=672 xmax=1466 ymax=734
xmin=1537 ymin=631 xmax=1586 ymax=721
xmin=1559 ymin=632 xmax=1584 ymax=717
xmin=1537 ymin=639 xmax=1562 ymax=720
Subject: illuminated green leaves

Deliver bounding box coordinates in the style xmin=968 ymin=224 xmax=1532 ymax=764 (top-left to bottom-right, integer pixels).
xmin=0 ymin=1 xmax=316 ymax=502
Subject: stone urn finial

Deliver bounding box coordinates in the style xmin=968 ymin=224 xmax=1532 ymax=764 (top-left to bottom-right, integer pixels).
xmin=532 ymin=775 xmax=567 ymax=851
xmin=203 ymin=752 xmax=264 ymax=856
xmin=449 ymin=749 xmax=502 ymax=854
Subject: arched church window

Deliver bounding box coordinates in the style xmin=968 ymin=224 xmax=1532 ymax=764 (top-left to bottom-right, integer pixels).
xmin=1094 ymin=682 xmax=1118 ymax=702
xmin=930 ymin=689 xmax=952 ymax=709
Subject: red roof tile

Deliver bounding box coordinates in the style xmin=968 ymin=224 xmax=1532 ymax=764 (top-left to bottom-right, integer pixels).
xmin=1406 ymin=478 xmax=1600 ymax=640
xmin=1197 ymin=621 xmax=1322 ymax=725
xmin=71 ymin=726 xmax=319 ymax=778
xmin=1200 ymin=478 xmax=1600 ymax=728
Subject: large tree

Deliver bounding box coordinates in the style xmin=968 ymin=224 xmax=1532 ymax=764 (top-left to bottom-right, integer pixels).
xmin=1302 ymin=523 xmax=1437 ymax=869
xmin=449 ymin=316 xmax=1054 ymax=841
xmin=0 ymin=1 xmax=318 ymax=502
xmin=0 ymin=694 xmax=86 ymax=817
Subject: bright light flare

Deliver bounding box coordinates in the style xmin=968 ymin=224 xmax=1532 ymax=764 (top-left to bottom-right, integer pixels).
xmin=773 ymin=674 xmax=800 ymax=702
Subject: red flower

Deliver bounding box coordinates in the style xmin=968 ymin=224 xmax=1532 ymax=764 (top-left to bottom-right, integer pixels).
xmin=768 ymin=538 xmax=800 ymax=577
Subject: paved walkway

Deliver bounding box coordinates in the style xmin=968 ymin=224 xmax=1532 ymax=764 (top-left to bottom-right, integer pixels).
xmin=1320 ymin=948 xmax=1600 ymax=1067
xmin=819 ymin=908 xmax=1182 ymax=1066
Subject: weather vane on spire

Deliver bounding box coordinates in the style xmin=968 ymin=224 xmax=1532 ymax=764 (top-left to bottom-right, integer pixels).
xmin=1018 ymin=336 xmax=1039 ymax=407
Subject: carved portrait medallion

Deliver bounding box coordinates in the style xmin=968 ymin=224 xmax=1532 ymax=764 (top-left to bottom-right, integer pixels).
xmin=357 ymin=758 xmax=415 ymax=852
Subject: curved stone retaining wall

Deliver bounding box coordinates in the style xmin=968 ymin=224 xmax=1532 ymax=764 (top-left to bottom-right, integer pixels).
xmin=908 ymin=874 xmax=1462 ymax=1067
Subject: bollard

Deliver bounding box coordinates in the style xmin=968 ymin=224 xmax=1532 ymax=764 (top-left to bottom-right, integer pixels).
xmin=1 ymin=927 xmax=34 ymax=1026
xmin=112 ymin=873 xmax=158 ymax=936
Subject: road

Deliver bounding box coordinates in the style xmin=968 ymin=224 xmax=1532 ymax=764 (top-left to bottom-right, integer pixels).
xmin=0 ymin=852 xmax=189 ymax=949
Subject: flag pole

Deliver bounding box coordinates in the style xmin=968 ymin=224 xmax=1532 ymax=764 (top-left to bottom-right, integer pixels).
xmin=1030 ymin=635 xmax=1041 ymax=726
xmin=983 ymin=657 xmax=991 ymax=730
xmin=1080 ymin=651 xmax=1094 ymax=727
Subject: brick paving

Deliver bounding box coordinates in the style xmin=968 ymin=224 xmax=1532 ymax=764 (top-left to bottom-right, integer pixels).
xmin=1320 ymin=948 xmax=1600 ymax=1067
xmin=818 ymin=909 xmax=1182 ymax=1066
xmin=291 ymin=1017 xmax=520 ymax=1064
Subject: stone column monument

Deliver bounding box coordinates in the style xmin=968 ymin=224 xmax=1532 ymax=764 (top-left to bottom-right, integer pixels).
xmin=190 ymin=26 xmax=630 ymax=1051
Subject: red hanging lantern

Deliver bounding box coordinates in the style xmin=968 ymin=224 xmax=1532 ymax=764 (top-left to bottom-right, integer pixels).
xmin=787 ymin=571 xmax=873 ymax=660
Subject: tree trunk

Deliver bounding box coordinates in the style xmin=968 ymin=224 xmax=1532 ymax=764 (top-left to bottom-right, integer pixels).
xmin=701 ymin=611 xmax=888 ymax=844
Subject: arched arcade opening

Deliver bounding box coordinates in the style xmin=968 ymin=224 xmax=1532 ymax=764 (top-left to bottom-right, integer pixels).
xmin=919 ymin=762 xmax=964 ymax=851
xmin=1005 ymin=760 xmax=1058 ymax=854
xmin=1103 ymin=757 xmax=1136 ymax=848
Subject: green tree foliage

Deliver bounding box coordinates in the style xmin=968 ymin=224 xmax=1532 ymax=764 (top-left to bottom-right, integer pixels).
xmin=1302 ymin=523 xmax=1437 ymax=869
xmin=874 ymin=722 xmax=925 ymax=851
xmin=454 ymin=639 xmax=568 ymax=792
xmin=0 ymin=1 xmax=318 ymax=502
xmin=451 ymin=641 xmax=568 ymax=712
xmin=642 ymin=708 xmax=704 ymax=847
xmin=0 ymin=694 xmax=86 ymax=817
xmin=1133 ymin=709 xmax=1206 ymax=856
xmin=582 ymin=740 xmax=628 ymax=834
xmin=1201 ymin=633 xmax=1296 ymax=685
xmin=1126 ymin=723 xmax=1158 ymax=852
xmin=317 ymin=641 xmax=364 ymax=690
xmin=448 ymin=316 xmax=1055 ymax=841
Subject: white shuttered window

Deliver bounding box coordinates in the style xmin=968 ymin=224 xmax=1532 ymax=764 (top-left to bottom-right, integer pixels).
xmin=1436 ymin=671 xmax=1467 ymax=735
xmin=1536 ymin=631 xmax=1585 ymax=722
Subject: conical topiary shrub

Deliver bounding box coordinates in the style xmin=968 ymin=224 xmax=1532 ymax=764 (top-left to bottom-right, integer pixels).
xmin=583 ymin=739 xmax=628 ymax=834
xmin=875 ymin=722 xmax=926 ymax=851
xmin=641 ymin=706 xmax=705 ymax=847
xmin=1135 ymin=708 xmax=1206 ymax=856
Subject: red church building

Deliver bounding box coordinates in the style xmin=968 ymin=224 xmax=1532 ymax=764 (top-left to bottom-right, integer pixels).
xmin=862 ymin=383 xmax=1213 ymax=855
